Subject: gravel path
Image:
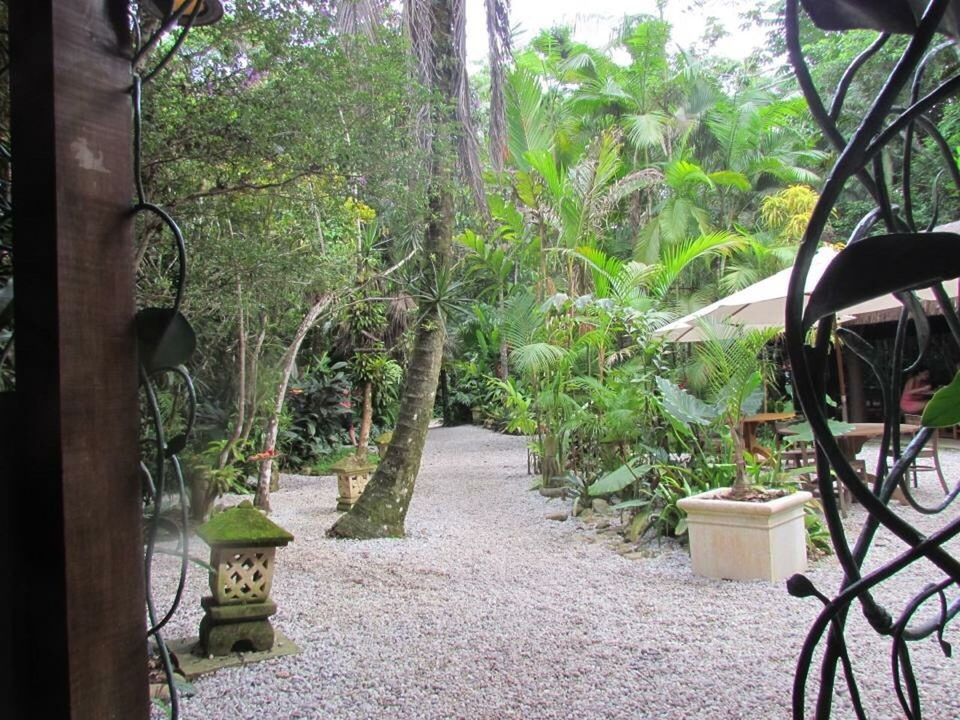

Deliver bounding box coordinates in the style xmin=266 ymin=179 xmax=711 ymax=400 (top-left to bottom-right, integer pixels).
xmin=153 ymin=426 xmax=960 ymax=719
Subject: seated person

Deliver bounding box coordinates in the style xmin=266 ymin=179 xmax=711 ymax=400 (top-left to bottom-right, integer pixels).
xmin=900 ymin=368 xmax=935 ymax=416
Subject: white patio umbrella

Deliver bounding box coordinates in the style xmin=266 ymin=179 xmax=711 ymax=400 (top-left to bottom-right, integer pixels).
xmin=655 ymin=247 xmax=839 ymax=342
xmin=656 ymin=244 xmax=958 ymax=343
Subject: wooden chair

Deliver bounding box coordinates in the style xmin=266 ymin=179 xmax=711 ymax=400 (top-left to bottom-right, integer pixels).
xmin=780 ymin=437 xmax=858 ymax=517
xmin=896 ymin=415 xmax=948 ymax=493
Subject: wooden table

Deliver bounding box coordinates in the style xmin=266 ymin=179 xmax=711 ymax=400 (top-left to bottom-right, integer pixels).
xmin=834 ymin=423 xmax=920 ymax=462
xmin=740 ymin=412 xmax=796 ymax=457
xmin=779 ymin=423 xmax=922 ymax=510
xmin=778 ymin=422 xmax=921 ymax=461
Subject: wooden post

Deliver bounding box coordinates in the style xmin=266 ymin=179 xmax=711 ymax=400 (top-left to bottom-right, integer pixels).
xmin=9 ymin=1 xmax=147 ymax=718
xmin=1 ymin=392 xmax=13 ymax=715
xmin=845 ymin=347 xmax=866 ymax=422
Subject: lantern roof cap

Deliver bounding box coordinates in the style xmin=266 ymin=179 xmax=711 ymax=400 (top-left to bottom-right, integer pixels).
xmin=330 ymin=456 xmax=376 ymax=473
xmin=197 ymin=500 xmax=294 ymax=547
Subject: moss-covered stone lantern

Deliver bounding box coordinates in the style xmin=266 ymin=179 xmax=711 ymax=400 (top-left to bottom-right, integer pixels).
xmin=330 ymin=456 xmax=375 ymax=511
xmin=195 ymin=500 xmax=294 ymax=656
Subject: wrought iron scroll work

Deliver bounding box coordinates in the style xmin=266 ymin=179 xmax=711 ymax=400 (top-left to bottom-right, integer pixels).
xmin=132 ymin=4 xmax=203 ymax=718
xmin=0 ymin=9 xmax=11 ymax=389
xmin=786 ymin=0 xmax=960 ymax=718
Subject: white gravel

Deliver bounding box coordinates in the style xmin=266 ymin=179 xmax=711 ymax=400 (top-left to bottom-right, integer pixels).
xmin=151 ymin=426 xmax=960 ymax=719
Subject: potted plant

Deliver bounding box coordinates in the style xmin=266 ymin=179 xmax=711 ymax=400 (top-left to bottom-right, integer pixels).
xmin=678 ymin=449 xmax=812 ymax=582
xmin=672 ymin=328 xmax=813 ymax=582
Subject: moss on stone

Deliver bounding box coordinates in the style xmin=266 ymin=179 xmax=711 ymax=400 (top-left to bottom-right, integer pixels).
xmin=330 ymin=456 xmax=375 ymax=473
xmin=197 ymin=500 xmax=294 ymax=547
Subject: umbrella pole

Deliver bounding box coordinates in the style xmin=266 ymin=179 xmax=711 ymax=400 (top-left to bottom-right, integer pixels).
xmin=835 ymin=335 xmax=848 ymax=422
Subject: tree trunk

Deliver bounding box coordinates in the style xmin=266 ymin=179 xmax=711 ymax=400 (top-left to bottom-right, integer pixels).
xmin=729 ymin=419 xmax=747 ymax=492
xmin=254 ymin=294 xmax=333 ymax=511
xmin=541 ymin=432 xmax=560 ymax=486
xmin=328 ymin=0 xmax=457 ymax=539
xmin=240 ymin=315 xmax=268 ymax=443
xmin=439 ymin=366 xmax=451 ymax=425
xmin=356 ymin=381 xmax=373 ymax=462
xmin=498 ymin=287 xmax=509 ymax=380
xmin=218 ymin=277 xmax=246 ymax=469
xmin=327 ymin=301 xmax=447 ymax=537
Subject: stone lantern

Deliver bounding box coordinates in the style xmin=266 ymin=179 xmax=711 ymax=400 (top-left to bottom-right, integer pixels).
xmin=330 ymin=456 xmax=375 ymax=511
xmin=375 ymin=430 xmax=393 ymax=458
xmin=195 ymin=500 xmax=294 ymax=656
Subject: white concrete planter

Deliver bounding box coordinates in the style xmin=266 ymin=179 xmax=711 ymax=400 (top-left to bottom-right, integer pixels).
xmin=678 ymin=488 xmax=812 ymax=582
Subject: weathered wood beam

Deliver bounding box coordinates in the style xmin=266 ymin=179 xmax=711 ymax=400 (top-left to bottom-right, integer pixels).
xmin=9 ymin=1 xmax=147 ymax=717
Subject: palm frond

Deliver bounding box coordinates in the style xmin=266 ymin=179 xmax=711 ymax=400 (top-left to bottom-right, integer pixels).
xmin=567 ymin=245 xmax=623 ymax=299
xmin=649 ymin=231 xmax=746 ymax=298
xmin=505 ymin=69 xmax=553 ymax=169
xmin=510 ymin=342 xmax=567 ymax=376
xmin=624 ymin=112 xmax=670 ymax=152
xmin=501 ymin=291 xmax=542 ymax=349
xmin=612 ymin=260 xmax=658 ymax=300
xmin=664 ymin=159 xmax=714 ymax=191
xmin=594 ymin=167 xmax=662 ymax=220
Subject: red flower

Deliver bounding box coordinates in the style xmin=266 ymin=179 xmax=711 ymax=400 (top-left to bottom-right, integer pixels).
xmin=248 ymin=449 xmax=279 ymax=462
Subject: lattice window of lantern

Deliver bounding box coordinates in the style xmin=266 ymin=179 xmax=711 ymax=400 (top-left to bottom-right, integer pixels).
xmin=209 ymin=546 xmax=277 ymax=604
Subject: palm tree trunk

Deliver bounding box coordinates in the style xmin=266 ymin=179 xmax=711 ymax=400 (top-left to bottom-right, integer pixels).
xmin=327 ymin=294 xmax=448 ymax=537
xmin=329 ymin=0 xmax=457 ymax=539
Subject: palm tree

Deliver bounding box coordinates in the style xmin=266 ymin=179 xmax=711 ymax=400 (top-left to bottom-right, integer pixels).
xmin=329 ymin=0 xmax=510 ymax=539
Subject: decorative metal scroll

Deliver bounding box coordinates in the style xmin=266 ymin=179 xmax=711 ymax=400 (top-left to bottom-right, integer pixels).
xmin=131 ymin=3 xmax=216 ymax=717
xmin=785 ymin=0 xmax=960 ymax=718
xmin=0 ymin=8 xmax=12 ymax=389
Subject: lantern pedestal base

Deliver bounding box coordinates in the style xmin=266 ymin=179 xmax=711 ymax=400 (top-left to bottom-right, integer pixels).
xmin=197 ymin=597 xmax=277 ymax=657
xmin=168 ymin=629 xmax=301 ymax=680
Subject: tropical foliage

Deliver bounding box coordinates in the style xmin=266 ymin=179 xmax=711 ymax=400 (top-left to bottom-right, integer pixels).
xmin=123 ymin=1 xmax=960 ymax=544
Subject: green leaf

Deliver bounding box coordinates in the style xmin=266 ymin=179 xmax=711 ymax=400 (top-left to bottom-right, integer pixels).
xmin=588 ymin=462 xmax=651 ymax=496
xmin=506 ymin=69 xmax=553 ymax=169
xmin=624 ymin=112 xmax=668 ymax=151
xmin=627 ymin=511 xmax=651 ymax=541
xmin=655 ymin=376 xmax=717 ymax=426
xmin=739 ymin=374 xmax=764 ymax=416
xmin=173 ymin=676 xmax=197 ymax=697
xmin=782 ymin=419 xmax=855 ymax=444
xmin=708 ymin=170 xmax=751 ymax=191
xmin=611 ymin=498 xmax=651 ymax=510
xmin=510 ymin=342 xmax=567 ymax=376
xmin=922 ymin=370 xmax=960 ymax=427
xmin=665 ymin=160 xmax=714 ymax=190
xmin=674 ymin=517 xmax=688 ymax=536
